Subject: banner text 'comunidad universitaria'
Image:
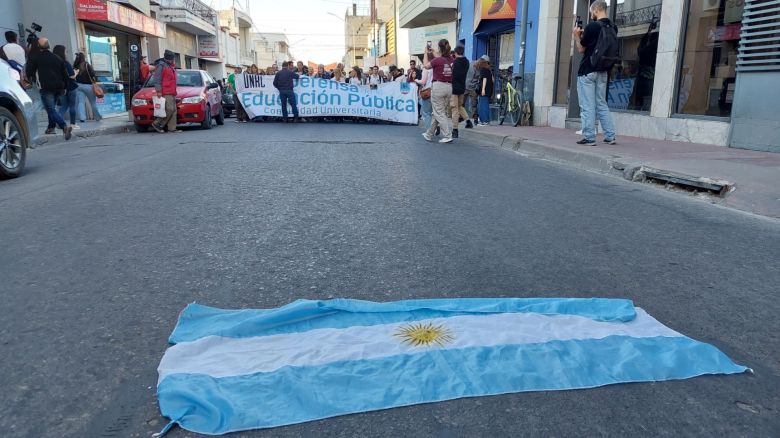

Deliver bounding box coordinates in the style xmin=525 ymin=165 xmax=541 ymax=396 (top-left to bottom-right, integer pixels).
xmin=236 ymin=74 xmax=419 ymax=124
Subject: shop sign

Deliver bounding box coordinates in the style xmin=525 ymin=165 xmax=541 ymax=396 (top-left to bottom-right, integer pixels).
xmin=474 ymin=0 xmax=517 ymax=30
xmin=76 ymin=0 xmax=108 ymax=20
xmin=75 ymin=0 xmax=165 ymax=38
xmin=198 ymin=35 xmax=219 ymax=58
xmin=409 ymin=22 xmax=457 ymax=54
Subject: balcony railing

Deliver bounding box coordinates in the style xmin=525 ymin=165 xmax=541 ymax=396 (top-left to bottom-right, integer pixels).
xmin=615 ymin=4 xmax=663 ymax=28
xmin=160 ymin=0 xmax=216 ymax=22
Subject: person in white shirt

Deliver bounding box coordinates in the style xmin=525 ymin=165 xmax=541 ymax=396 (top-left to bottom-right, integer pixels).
xmin=348 ymin=66 xmax=362 ymax=85
xmin=2 ymin=31 xmax=26 ymax=67
xmin=367 ymin=66 xmax=383 ymax=86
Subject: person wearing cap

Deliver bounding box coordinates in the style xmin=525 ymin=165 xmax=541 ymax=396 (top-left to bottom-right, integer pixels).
xmin=150 ymin=50 xmax=179 ymax=133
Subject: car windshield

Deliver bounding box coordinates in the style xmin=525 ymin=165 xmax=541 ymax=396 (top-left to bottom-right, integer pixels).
xmin=143 ymin=70 xmax=203 ymax=88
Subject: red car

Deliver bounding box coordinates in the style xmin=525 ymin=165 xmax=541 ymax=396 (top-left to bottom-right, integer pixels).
xmin=131 ymin=69 xmax=225 ymax=132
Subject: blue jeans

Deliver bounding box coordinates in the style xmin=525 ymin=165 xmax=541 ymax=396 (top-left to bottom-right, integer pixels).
xmin=420 ymin=96 xmax=432 ymax=130
xmin=76 ymin=83 xmax=103 ymax=121
xmin=478 ymin=95 xmax=490 ymax=124
xmin=58 ymin=89 xmax=78 ymax=125
xmin=41 ymin=90 xmax=66 ymax=130
xmin=576 ymin=71 xmax=616 ymax=141
xmin=279 ymin=90 xmax=298 ymax=119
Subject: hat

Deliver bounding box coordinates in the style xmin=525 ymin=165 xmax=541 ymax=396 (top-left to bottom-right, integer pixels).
xmin=480 ymin=55 xmax=490 ymax=62
xmin=164 ymin=50 xmax=175 ymax=61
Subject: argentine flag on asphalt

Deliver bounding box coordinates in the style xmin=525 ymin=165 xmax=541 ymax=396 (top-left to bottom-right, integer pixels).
xmin=156 ymin=298 xmax=747 ymax=435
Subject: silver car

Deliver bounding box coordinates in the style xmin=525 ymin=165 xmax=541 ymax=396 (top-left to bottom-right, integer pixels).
xmin=0 ymin=59 xmax=38 ymax=179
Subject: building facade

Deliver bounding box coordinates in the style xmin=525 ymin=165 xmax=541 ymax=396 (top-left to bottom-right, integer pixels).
xmin=532 ymin=0 xmax=779 ymax=151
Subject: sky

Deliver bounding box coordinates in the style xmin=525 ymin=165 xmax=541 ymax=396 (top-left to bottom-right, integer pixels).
xmin=210 ymin=0 xmax=371 ymax=64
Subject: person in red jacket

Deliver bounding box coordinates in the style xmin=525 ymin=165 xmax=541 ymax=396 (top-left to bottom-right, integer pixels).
xmin=151 ymin=50 xmax=179 ymax=133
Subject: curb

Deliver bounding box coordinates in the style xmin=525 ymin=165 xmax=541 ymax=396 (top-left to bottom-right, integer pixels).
xmin=33 ymin=123 xmax=132 ymax=148
xmin=460 ymin=128 xmax=734 ymax=197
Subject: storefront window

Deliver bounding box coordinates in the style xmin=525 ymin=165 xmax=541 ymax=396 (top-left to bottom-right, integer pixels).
xmin=554 ymin=0 xmax=663 ymax=111
xmin=676 ymin=0 xmax=743 ymax=117
xmin=609 ymin=0 xmax=663 ymax=111
xmin=554 ymin=0 xmax=576 ymax=105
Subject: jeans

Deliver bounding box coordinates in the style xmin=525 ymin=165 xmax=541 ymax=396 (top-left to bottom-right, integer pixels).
xmin=478 ymin=95 xmax=491 ymax=124
xmin=41 ymin=90 xmax=66 ymax=130
xmin=279 ymin=90 xmax=298 ymax=119
xmin=425 ymin=81 xmax=453 ymax=139
xmin=420 ymin=96 xmax=432 ymax=130
xmin=76 ymin=83 xmax=103 ymax=121
xmin=58 ymin=89 xmax=78 ymax=125
xmin=576 ymin=71 xmax=616 ymax=141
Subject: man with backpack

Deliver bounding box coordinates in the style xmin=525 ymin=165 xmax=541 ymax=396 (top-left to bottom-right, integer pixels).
xmin=573 ymin=0 xmax=617 ymax=146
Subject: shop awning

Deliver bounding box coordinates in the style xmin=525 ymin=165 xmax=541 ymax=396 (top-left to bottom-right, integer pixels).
xmin=76 ymin=0 xmax=166 ymax=37
xmin=198 ymin=57 xmax=222 ymax=63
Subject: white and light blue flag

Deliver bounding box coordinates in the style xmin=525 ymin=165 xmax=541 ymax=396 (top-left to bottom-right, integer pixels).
xmin=156 ymin=298 xmax=747 ymax=435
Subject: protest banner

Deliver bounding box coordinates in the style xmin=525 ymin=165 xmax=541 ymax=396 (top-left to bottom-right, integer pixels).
xmin=236 ymin=74 xmax=419 ymax=124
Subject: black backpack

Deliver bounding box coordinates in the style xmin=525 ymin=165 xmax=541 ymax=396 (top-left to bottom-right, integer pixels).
xmin=591 ymin=21 xmax=620 ymax=72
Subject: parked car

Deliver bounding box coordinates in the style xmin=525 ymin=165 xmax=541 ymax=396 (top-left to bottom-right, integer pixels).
xmin=221 ymin=88 xmax=235 ymax=118
xmin=131 ymin=69 xmax=224 ymax=132
xmin=0 ymin=59 xmax=38 ymax=179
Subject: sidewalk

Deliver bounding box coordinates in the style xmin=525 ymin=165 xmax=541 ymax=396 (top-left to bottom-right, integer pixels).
xmin=34 ymin=112 xmax=132 ymax=147
xmin=461 ymin=125 xmax=780 ymax=218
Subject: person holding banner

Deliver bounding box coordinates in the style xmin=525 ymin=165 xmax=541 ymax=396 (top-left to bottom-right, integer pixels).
xmin=273 ymin=61 xmax=300 ymax=123
xmin=422 ymin=39 xmax=454 ymax=144
xmin=228 ymin=66 xmax=248 ymax=123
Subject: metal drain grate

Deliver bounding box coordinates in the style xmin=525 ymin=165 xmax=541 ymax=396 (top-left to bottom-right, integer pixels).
xmin=633 ymin=166 xmax=734 ymax=196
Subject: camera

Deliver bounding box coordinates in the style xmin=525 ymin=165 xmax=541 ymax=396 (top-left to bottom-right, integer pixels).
xmin=576 ymin=16 xmax=583 ymax=29
xmin=25 ymin=22 xmax=42 ymax=46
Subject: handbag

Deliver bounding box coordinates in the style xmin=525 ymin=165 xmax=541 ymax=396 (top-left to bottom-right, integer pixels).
xmin=152 ymin=96 xmax=167 ymax=118
xmin=420 ymin=87 xmax=431 ymax=100
xmin=84 ymin=62 xmax=104 ymax=98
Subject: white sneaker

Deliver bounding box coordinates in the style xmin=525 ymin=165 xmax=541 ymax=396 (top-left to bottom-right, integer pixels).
xmin=422 ymin=132 xmax=433 ymax=141
xmin=71 ymin=124 xmax=80 ymax=130
xmin=439 ymin=137 xmax=453 ymax=143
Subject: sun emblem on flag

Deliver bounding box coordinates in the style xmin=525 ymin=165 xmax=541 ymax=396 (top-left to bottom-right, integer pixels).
xmin=394 ymin=322 xmax=454 ymax=347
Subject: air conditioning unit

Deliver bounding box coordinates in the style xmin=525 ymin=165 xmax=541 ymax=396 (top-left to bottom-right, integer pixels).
xmin=703 ymin=0 xmax=721 ymax=12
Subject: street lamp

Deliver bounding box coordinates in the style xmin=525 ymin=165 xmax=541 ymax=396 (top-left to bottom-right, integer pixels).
xmin=327 ymin=11 xmax=357 ymax=67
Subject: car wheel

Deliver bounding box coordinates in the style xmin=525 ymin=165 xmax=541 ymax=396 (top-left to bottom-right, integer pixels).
xmin=201 ymin=106 xmax=213 ymax=130
xmin=135 ymin=123 xmax=149 ymax=133
xmin=215 ymin=105 xmax=225 ymax=126
xmin=0 ymin=106 xmax=27 ymax=179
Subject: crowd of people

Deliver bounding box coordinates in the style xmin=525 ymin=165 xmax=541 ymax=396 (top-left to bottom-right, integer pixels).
xmin=216 ymin=44 xmax=498 ymax=137
xmin=1 ymin=30 xmax=109 ymax=141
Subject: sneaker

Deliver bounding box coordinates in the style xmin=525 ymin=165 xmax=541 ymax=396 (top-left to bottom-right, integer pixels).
xmin=452 ymin=129 xmax=459 ymax=139
xmin=151 ymin=123 xmax=164 ymax=133
xmin=63 ymin=125 xmax=73 ymax=141
xmin=422 ymin=132 xmax=433 ymax=142
xmin=478 ymin=122 xmax=489 ymax=126
xmin=576 ymin=138 xmax=596 ymax=146
xmin=465 ymin=120 xmax=474 ymax=129
xmin=604 ymin=138 xmax=617 ymax=145
xmin=439 ymin=137 xmax=453 ymax=144
xmin=71 ymin=124 xmax=80 ymax=130
xmin=45 ymin=128 xmax=56 ymax=135
xmin=171 ymin=129 xmax=183 ymax=133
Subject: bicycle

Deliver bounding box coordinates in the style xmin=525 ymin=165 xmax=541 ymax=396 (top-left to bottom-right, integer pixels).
xmin=497 ymin=70 xmax=524 ymax=126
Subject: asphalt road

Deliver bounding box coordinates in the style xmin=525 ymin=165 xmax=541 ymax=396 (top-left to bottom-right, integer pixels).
xmin=1 ymin=121 xmax=778 ymax=438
